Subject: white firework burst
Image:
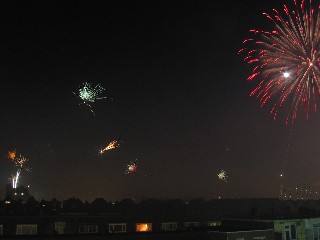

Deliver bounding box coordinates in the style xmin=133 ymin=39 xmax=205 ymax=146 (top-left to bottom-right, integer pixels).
xmin=74 ymin=82 xmax=107 ymax=115
xmin=217 ymin=170 xmax=228 ymax=182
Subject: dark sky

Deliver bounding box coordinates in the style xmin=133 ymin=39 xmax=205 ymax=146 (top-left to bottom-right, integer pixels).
xmin=1 ymin=0 xmax=320 ymax=202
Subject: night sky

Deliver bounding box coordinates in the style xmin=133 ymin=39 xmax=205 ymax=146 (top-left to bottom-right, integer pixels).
xmin=1 ymin=0 xmax=320 ymax=202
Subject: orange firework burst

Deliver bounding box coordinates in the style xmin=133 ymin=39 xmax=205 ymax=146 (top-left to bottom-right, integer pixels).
xmin=100 ymin=140 xmax=120 ymax=154
xmin=7 ymin=150 xmax=16 ymax=161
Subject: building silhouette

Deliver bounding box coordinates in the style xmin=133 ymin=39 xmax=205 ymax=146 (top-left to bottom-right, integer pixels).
xmin=5 ymin=183 xmax=30 ymax=202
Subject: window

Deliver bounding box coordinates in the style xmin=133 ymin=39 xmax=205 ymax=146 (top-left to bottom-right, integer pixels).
xmin=0 ymin=225 xmax=3 ymax=235
xmin=284 ymin=224 xmax=297 ymax=240
xmin=313 ymin=223 xmax=320 ymax=240
xmin=184 ymin=222 xmax=199 ymax=228
xmin=161 ymin=222 xmax=177 ymax=231
xmin=136 ymin=223 xmax=152 ymax=232
xmin=108 ymin=223 xmax=127 ymax=233
xmin=254 ymin=237 xmax=266 ymax=240
xmin=16 ymin=224 xmax=37 ymax=235
xmin=208 ymin=221 xmax=220 ymax=227
xmin=55 ymin=222 xmax=65 ymax=234
xmin=79 ymin=224 xmax=98 ymax=234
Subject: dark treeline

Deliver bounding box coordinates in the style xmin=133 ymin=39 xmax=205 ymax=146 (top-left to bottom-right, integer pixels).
xmin=2 ymin=197 xmax=320 ymax=219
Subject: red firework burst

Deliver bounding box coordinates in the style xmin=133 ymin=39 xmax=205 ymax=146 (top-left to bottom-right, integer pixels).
xmin=240 ymin=0 xmax=320 ymax=123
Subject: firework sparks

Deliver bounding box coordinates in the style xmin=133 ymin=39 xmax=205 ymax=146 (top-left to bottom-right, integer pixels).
xmin=7 ymin=150 xmax=16 ymax=161
xmin=6 ymin=150 xmax=29 ymax=168
xmin=11 ymin=169 xmax=21 ymax=189
xmin=100 ymin=140 xmax=120 ymax=154
xmin=74 ymin=82 xmax=107 ymax=115
xmin=15 ymin=155 xmax=28 ymax=168
xmin=125 ymin=160 xmax=138 ymax=174
xmin=7 ymin=151 xmax=31 ymax=189
xmin=240 ymin=0 xmax=320 ymax=123
xmin=217 ymin=170 xmax=228 ymax=182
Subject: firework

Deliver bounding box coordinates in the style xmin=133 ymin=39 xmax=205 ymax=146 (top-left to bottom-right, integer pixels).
xmin=240 ymin=0 xmax=320 ymax=123
xmin=7 ymin=150 xmax=28 ymax=167
xmin=125 ymin=160 xmax=138 ymax=174
xmin=74 ymin=82 xmax=107 ymax=115
xmin=100 ymin=140 xmax=120 ymax=154
xmin=7 ymin=150 xmax=16 ymax=161
xmin=11 ymin=169 xmax=21 ymax=189
xmin=9 ymin=154 xmax=30 ymax=170
xmin=7 ymin=152 xmax=31 ymax=189
xmin=280 ymin=185 xmax=319 ymax=200
xmin=217 ymin=170 xmax=228 ymax=182
xmin=15 ymin=155 xmax=28 ymax=168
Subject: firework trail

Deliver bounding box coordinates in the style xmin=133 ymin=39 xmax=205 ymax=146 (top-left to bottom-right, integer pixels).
xmin=11 ymin=169 xmax=21 ymax=189
xmin=125 ymin=160 xmax=138 ymax=174
xmin=6 ymin=151 xmax=31 ymax=189
xmin=100 ymin=140 xmax=120 ymax=154
xmin=74 ymin=82 xmax=107 ymax=115
xmin=240 ymin=0 xmax=320 ymax=123
xmin=12 ymin=155 xmax=30 ymax=189
xmin=217 ymin=170 xmax=228 ymax=182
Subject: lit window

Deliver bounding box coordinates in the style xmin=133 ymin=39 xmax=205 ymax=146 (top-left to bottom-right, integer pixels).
xmin=55 ymin=222 xmax=65 ymax=234
xmin=16 ymin=224 xmax=37 ymax=235
xmin=0 ymin=225 xmax=3 ymax=235
xmin=208 ymin=221 xmax=220 ymax=227
xmin=136 ymin=223 xmax=152 ymax=232
xmin=79 ymin=224 xmax=98 ymax=234
xmin=108 ymin=223 xmax=127 ymax=233
xmin=161 ymin=222 xmax=177 ymax=231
